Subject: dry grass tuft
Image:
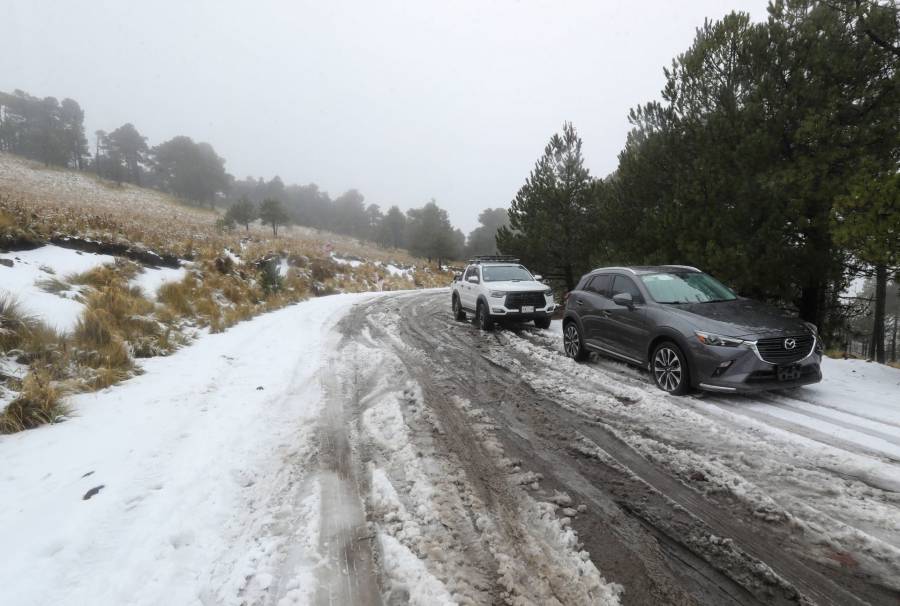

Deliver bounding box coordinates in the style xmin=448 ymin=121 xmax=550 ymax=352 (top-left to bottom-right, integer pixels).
xmin=0 ymin=370 xmax=66 ymax=433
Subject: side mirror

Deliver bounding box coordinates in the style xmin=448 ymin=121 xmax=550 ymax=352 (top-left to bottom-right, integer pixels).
xmin=453 ymin=271 xmax=462 ymax=282
xmin=467 ymin=275 xmax=479 ymax=284
xmin=613 ymin=292 xmax=634 ymax=308
xmin=533 ymin=274 xmax=543 ymax=281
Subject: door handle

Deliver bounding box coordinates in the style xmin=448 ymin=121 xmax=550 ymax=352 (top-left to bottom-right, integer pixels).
xmin=576 ymin=299 xmax=584 ymax=305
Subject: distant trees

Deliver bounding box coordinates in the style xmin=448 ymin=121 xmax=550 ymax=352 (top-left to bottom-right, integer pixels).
xmin=497 ymin=123 xmax=596 ymax=290
xmin=0 ymin=90 xmax=87 ymax=168
xmin=104 ymin=123 xmax=149 ymax=185
xmin=225 ymin=196 xmax=258 ymax=231
xmin=406 ymin=200 xmax=464 ymax=265
xmin=378 ymin=206 xmax=407 ymax=249
xmin=465 ymin=208 xmax=510 ymax=258
xmin=151 ymin=136 xmax=229 ymax=208
xmin=259 ymin=198 xmax=289 ymax=237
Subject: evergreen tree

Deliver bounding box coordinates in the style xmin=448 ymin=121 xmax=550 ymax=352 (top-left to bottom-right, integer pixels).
xmin=151 ymin=136 xmax=229 ymax=208
xmin=406 ymin=200 xmax=459 ymax=265
xmin=378 ymin=205 xmax=407 ymax=249
xmin=225 ymin=196 xmax=258 ymax=231
xmin=496 ymin=122 xmax=596 ymax=290
xmin=106 ymin=123 xmax=149 ymax=185
xmin=465 ymin=208 xmax=510 ymax=258
xmin=259 ymin=198 xmax=289 ymax=237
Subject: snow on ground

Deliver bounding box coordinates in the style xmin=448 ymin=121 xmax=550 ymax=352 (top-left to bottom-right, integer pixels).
xmin=516 ymin=325 xmax=900 ymax=589
xmin=129 ymin=265 xmax=187 ymax=299
xmin=0 ymin=292 xmax=381 ymax=606
xmin=330 ymin=253 xmax=363 ymax=268
xmin=0 ymin=245 xmax=113 ymax=332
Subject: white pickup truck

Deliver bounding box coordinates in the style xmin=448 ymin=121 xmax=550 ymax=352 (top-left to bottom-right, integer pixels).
xmin=451 ymin=256 xmax=555 ymax=330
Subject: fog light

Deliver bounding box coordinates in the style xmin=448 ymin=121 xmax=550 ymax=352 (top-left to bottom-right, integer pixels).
xmin=712 ymin=360 xmax=734 ymax=377
xmin=492 ymin=308 xmax=504 ymax=313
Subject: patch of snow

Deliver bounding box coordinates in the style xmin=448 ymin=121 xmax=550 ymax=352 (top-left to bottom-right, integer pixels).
xmin=330 ymin=253 xmax=363 ymax=268
xmin=0 ymin=245 xmax=114 ymax=332
xmin=385 ymin=263 xmax=413 ymax=279
xmin=129 ymin=266 xmax=187 ymax=299
xmin=0 ymin=292 xmax=382 ymax=606
xmin=378 ymin=532 xmax=456 ymax=606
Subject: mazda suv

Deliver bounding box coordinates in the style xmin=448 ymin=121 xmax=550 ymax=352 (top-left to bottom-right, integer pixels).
xmin=561 ymin=266 xmax=823 ymax=394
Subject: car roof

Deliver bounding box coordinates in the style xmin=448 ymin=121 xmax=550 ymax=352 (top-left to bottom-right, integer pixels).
xmin=588 ymin=265 xmax=702 ymax=276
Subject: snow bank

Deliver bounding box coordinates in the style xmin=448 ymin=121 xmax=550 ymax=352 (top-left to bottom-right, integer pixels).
xmin=0 ymin=245 xmax=113 ymax=332
xmin=0 ymin=292 xmax=381 ymax=606
xmin=129 ymin=265 xmax=187 ymax=299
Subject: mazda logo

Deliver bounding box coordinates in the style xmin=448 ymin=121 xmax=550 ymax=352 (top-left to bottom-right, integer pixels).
xmin=784 ymin=338 xmax=797 ymax=350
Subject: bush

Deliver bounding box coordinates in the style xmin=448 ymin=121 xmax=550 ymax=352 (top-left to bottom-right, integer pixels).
xmin=0 ymin=370 xmax=66 ymax=433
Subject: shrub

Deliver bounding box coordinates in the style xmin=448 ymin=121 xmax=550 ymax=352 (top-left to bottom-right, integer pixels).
xmin=0 ymin=370 xmax=66 ymax=433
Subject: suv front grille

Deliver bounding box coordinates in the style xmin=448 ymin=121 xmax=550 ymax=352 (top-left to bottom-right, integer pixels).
xmin=505 ymin=291 xmax=546 ymax=309
xmin=755 ymin=334 xmax=815 ymax=364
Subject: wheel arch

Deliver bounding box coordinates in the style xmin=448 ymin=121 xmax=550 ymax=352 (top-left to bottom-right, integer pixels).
xmin=647 ymin=329 xmax=695 ymax=386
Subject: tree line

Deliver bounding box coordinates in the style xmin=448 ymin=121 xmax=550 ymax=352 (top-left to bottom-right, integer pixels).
xmin=498 ymin=0 xmax=899 ymax=363
xmin=0 ymin=88 xmax=508 ymax=263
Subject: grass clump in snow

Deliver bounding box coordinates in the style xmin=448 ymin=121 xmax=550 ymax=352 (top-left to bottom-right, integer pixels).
xmin=0 ymin=369 xmax=67 ymax=433
xmin=0 ymin=297 xmax=64 ymax=368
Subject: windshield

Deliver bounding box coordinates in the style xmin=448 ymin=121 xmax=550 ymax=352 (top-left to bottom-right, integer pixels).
xmin=482 ymin=265 xmax=534 ymax=282
xmin=640 ymin=272 xmax=736 ymax=304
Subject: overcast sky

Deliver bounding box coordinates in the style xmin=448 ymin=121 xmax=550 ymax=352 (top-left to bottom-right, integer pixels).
xmin=4 ymin=0 xmax=770 ymax=233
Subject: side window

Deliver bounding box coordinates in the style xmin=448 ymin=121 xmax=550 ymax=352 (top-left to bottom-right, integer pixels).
xmin=611 ymin=275 xmax=643 ymax=303
xmin=587 ymin=274 xmax=611 ymax=297
xmin=464 ymin=266 xmax=479 ymax=282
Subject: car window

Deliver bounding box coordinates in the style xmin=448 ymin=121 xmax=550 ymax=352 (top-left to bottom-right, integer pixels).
xmin=482 ymin=265 xmax=533 ymax=282
xmin=611 ymin=275 xmax=643 ymax=303
xmin=464 ymin=266 xmax=478 ymax=281
xmin=639 ymin=272 xmax=736 ymax=303
xmin=587 ymin=274 xmax=611 ymax=296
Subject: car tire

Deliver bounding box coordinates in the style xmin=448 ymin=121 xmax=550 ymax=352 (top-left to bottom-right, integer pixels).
xmin=452 ymin=295 xmax=466 ymax=321
xmin=563 ymin=320 xmax=588 ymax=361
xmin=651 ymin=341 xmax=690 ymax=395
xmin=476 ymin=301 xmax=494 ymax=331
xmin=534 ymin=317 xmax=551 ymax=330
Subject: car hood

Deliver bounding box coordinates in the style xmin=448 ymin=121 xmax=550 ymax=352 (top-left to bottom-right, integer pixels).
xmin=483 ymin=280 xmax=548 ymax=292
xmin=665 ymin=298 xmax=809 ymax=338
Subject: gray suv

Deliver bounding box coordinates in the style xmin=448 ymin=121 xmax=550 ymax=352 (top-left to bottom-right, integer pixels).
xmin=562 ymin=266 xmax=823 ymax=394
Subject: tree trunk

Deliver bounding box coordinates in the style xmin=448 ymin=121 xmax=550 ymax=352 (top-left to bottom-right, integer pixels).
xmin=871 ymin=264 xmax=887 ymax=364
xmin=891 ymin=315 xmax=897 ymax=363
xmin=272 ymin=223 xmax=277 ymax=237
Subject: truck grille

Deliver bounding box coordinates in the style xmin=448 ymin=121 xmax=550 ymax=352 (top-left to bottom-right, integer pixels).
xmin=755 ymin=334 xmax=815 ymax=364
xmin=505 ymin=291 xmax=546 ymax=309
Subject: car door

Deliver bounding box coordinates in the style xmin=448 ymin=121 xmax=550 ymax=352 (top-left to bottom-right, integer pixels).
xmin=606 ymin=275 xmax=653 ymax=362
xmin=575 ymin=274 xmax=611 ymax=345
xmin=460 ymin=265 xmax=479 ymax=309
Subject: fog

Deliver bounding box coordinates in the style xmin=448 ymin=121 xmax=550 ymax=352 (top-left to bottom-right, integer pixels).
xmin=4 ymin=0 xmax=769 ymax=233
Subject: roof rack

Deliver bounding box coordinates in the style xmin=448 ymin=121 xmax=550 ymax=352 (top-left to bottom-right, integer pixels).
xmin=467 ymin=255 xmax=521 ymax=264
xmin=663 ymin=264 xmax=701 ymax=272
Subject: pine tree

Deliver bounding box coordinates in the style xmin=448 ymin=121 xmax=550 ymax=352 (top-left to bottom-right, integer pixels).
xmin=496 ymin=122 xmax=596 ymax=290
xmin=259 ymin=198 xmax=289 ymax=237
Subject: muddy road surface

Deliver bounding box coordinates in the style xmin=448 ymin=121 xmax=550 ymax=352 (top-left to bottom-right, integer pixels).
xmin=314 ymin=290 xmax=900 ymax=606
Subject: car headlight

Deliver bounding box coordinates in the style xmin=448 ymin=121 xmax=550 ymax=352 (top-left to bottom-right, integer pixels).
xmin=695 ymin=331 xmax=746 ymax=347
xmin=544 ymin=288 xmax=553 ymax=296
xmin=804 ymin=321 xmax=818 ymax=336
xmin=489 ymin=291 xmax=507 ymax=298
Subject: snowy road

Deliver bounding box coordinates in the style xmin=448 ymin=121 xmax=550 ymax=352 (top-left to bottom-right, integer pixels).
xmin=1 ymin=289 xmax=899 ymax=605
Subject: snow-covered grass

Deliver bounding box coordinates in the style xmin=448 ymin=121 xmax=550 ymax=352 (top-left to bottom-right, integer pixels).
xmin=0 ymin=245 xmax=113 ymax=332
xmin=0 ymin=292 xmax=380 ymax=606
xmin=129 ymin=265 xmax=188 ymax=300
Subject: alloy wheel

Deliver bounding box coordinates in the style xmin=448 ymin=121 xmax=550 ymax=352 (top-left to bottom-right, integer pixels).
xmin=564 ymin=324 xmax=581 ymax=358
xmin=653 ymin=347 xmax=682 ymax=392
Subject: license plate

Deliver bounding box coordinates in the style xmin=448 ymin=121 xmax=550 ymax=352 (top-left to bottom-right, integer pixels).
xmin=777 ymin=364 xmax=801 ymax=381
xmin=521 ymin=306 xmax=534 ymax=313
